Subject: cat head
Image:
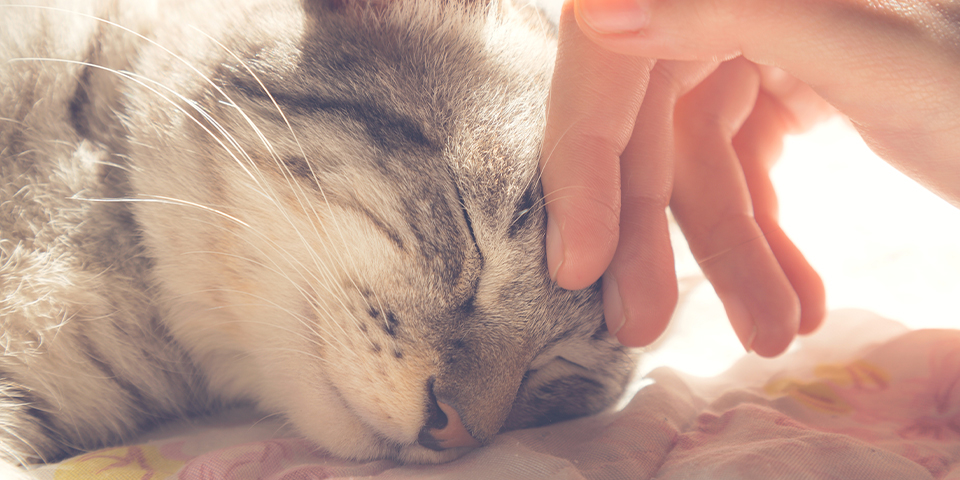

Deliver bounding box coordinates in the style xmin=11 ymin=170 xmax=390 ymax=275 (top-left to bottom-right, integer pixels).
xmin=122 ymin=0 xmax=635 ymax=463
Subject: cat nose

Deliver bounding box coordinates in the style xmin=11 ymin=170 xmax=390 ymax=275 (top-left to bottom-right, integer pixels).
xmin=418 ymin=395 xmax=480 ymax=451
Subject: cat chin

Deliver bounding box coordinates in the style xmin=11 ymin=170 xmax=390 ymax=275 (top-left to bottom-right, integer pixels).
xmin=277 ymin=380 xmax=472 ymax=465
xmin=153 ymin=263 xmax=461 ymax=463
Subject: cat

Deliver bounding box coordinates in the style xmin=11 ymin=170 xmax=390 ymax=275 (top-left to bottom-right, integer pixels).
xmin=0 ymin=0 xmax=636 ymax=469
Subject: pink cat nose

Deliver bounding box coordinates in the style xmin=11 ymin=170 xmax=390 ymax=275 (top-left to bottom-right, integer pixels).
xmin=418 ymin=400 xmax=481 ymax=450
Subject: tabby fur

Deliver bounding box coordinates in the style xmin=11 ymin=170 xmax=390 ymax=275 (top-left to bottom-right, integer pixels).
xmin=0 ymin=0 xmax=636 ymax=467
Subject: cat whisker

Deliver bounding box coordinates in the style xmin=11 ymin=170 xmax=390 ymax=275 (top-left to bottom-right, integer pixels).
xmin=2 ymin=1 xmax=638 ymax=466
xmin=3 ymin=6 xmax=272 ymax=160
xmin=532 ymin=118 xmax=578 ymax=195
xmin=175 ymin=285 xmax=356 ymax=359
xmin=32 ymin=15 xmax=374 ymax=348
xmin=9 ymin=8 xmax=301 ymax=224
xmin=204 ymin=314 xmax=350 ymax=363
xmin=0 ymin=426 xmax=46 ymax=465
xmin=249 ymin=411 xmax=288 ymax=431
xmin=191 ymin=105 xmax=268 ymax=183
xmin=181 ymin=307 xmax=348 ymax=360
xmin=90 ymin=158 xmax=133 ymax=173
xmin=190 ymin=29 xmax=338 ymax=235
xmin=194 ymin=28 xmax=383 ymax=336
xmin=245 ymin=346 xmax=333 ymax=366
xmin=75 ymin=195 xmax=333 ymax=304
xmin=88 ymin=191 xmax=372 ymax=352
xmin=76 ymin=195 xmax=252 ymax=230
xmin=10 ymin=56 xmax=275 ymax=199
xmin=195 ymin=129 xmax=373 ymax=345
xmin=540 ymin=185 xmax=583 ymax=202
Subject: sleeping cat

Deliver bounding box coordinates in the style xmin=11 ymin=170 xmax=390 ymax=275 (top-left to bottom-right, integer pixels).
xmin=0 ymin=0 xmax=636 ymax=468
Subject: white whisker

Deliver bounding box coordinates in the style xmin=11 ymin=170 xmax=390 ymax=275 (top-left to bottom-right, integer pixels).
xmin=533 ymin=119 xmax=578 ymax=194
xmin=190 ymin=28 xmax=385 ymax=328
xmin=74 ymin=195 xmax=252 ymax=230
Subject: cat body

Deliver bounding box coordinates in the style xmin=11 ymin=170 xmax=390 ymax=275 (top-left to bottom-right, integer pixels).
xmin=0 ymin=0 xmax=635 ymax=467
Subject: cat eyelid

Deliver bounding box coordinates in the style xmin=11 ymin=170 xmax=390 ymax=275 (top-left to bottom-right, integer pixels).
xmin=508 ymin=186 xmax=541 ymax=237
xmin=454 ymin=184 xmax=479 ymax=252
xmin=528 ymin=352 xmax=590 ymax=372
xmin=555 ymin=356 xmax=590 ymax=371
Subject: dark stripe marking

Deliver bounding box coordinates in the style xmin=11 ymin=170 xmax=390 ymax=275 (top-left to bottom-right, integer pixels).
xmin=77 ymin=333 xmax=153 ymax=416
xmin=234 ymin=82 xmax=433 ymax=151
xmin=383 ymin=311 xmax=399 ymax=337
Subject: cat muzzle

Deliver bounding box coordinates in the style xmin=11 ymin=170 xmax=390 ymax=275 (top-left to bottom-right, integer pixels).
xmin=417 ymin=400 xmax=481 ymax=451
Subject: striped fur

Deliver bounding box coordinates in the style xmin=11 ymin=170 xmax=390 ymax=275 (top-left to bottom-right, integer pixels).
xmin=0 ymin=0 xmax=636 ymax=467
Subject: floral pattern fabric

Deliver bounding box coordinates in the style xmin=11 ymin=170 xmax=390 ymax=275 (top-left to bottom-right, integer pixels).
xmin=24 ymin=310 xmax=960 ymax=480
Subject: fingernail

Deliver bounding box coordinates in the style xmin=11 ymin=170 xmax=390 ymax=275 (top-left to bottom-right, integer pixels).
xmin=602 ymin=275 xmax=627 ymax=336
xmin=724 ymin=296 xmax=758 ymax=353
xmin=577 ymin=0 xmax=650 ymax=35
xmin=546 ymin=214 xmax=565 ymax=281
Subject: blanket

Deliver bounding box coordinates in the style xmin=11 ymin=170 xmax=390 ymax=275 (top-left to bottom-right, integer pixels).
xmin=22 ymin=309 xmax=960 ymax=480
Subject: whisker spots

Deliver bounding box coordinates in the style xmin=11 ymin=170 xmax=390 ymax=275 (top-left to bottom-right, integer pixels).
xmin=283 ymin=155 xmax=313 ymax=179
xmin=365 ymin=304 xmax=398 ymax=338
xmin=384 ymin=311 xmax=399 ymax=338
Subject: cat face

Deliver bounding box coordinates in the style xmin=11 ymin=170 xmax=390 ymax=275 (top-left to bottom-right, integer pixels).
xmin=123 ymin=0 xmax=635 ymax=463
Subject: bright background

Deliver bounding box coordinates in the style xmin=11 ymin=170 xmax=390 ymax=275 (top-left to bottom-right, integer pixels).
xmin=642 ymin=117 xmax=960 ymax=378
xmin=527 ymin=0 xmax=960 ymax=378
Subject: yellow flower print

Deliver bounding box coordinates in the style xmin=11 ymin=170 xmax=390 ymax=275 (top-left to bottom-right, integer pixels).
xmin=813 ymin=360 xmax=889 ymax=390
xmin=765 ymin=378 xmax=853 ymax=414
xmin=54 ymin=445 xmax=183 ymax=480
xmin=764 ymin=360 xmax=890 ymax=414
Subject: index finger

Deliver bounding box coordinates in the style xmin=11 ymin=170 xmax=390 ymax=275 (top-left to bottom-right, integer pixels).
xmin=540 ymin=1 xmax=655 ymax=291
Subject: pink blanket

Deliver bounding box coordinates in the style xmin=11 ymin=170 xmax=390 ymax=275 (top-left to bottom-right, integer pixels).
xmin=27 ymin=310 xmax=960 ymax=479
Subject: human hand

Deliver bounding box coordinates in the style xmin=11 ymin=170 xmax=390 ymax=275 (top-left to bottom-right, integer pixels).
xmin=667 ymin=59 xmax=832 ymax=355
xmin=540 ymin=0 xmax=960 ymax=355
xmin=540 ymin=13 xmax=829 ymax=356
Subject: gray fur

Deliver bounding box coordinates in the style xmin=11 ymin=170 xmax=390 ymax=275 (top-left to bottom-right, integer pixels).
xmin=0 ymin=0 xmax=636 ymax=467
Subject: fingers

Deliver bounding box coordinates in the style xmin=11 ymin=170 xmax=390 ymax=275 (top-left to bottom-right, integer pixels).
xmin=671 ymin=58 xmax=800 ymax=356
xmin=540 ymin=2 xmax=655 ymax=290
xmin=573 ymin=0 xmax=960 ymax=205
xmin=573 ymin=0 xmax=954 ymax=83
xmin=734 ymin=90 xmax=827 ymax=336
xmin=605 ymin=60 xmax=718 ymax=346
xmin=552 ymin=0 xmax=959 ymax=354
xmin=756 ymin=66 xmax=835 ymax=135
